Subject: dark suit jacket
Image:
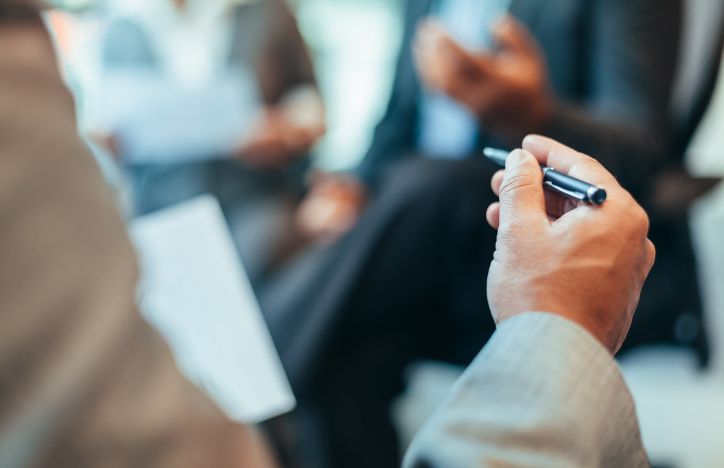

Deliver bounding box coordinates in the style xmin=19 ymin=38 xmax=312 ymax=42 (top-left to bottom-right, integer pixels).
xmin=358 ymin=0 xmax=682 ymax=197
xmin=0 ymin=5 xmax=276 ymax=467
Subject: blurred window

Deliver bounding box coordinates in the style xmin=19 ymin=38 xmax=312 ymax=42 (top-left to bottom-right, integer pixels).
xmin=295 ymin=0 xmax=404 ymax=171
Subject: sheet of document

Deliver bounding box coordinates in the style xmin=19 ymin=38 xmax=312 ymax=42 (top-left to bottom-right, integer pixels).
xmin=131 ymin=196 xmax=295 ymax=423
xmin=101 ymin=68 xmax=260 ymax=164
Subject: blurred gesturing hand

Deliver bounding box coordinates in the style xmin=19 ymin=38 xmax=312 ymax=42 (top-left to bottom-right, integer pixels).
xmin=295 ymin=174 xmax=366 ymax=244
xmin=235 ymin=87 xmax=325 ymax=169
xmin=414 ymin=17 xmax=553 ymax=143
xmin=486 ymin=136 xmax=656 ymax=354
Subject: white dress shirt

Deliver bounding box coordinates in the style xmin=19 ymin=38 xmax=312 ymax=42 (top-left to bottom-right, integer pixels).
xmin=417 ymin=0 xmax=511 ymax=159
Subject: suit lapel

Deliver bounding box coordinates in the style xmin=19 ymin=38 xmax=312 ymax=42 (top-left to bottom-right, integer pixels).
xmin=411 ymin=0 xmax=436 ymax=24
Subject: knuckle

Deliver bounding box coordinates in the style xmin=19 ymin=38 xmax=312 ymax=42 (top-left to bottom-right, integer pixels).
xmin=646 ymin=239 xmax=657 ymax=266
xmin=634 ymin=206 xmax=651 ymax=235
xmin=499 ymin=173 xmax=536 ymax=199
xmin=496 ymin=225 xmax=516 ymax=244
xmin=580 ymin=153 xmax=598 ymax=166
xmin=575 ymin=155 xmax=600 ymax=172
xmin=494 ymin=228 xmax=514 ymax=255
xmin=621 ymin=200 xmax=650 ymax=237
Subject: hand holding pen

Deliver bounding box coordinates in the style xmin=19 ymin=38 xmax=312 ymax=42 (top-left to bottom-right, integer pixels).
xmin=485 ymin=135 xmax=656 ymax=354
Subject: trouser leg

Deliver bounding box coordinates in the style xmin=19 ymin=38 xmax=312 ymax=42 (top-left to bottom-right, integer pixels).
xmin=262 ymin=158 xmax=500 ymax=467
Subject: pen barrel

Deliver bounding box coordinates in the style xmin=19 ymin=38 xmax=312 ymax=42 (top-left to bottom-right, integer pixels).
xmin=483 ymin=148 xmax=607 ymax=205
xmin=543 ymin=168 xmax=606 ymax=204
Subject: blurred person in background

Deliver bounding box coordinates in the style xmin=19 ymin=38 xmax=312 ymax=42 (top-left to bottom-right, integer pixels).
xmin=297 ymin=0 xmax=678 ymax=237
xmin=86 ymin=0 xmax=324 ymax=283
xmin=261 ymin=1 xmax=694 ymax=467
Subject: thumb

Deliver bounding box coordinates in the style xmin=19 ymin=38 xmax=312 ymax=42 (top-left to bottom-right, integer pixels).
xmin=498 ymin=149 xmax=547 ymax=230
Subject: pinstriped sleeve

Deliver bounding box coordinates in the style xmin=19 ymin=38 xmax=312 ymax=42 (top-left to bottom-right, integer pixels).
xmin=403 ymin=312 xmax=649 ymax=468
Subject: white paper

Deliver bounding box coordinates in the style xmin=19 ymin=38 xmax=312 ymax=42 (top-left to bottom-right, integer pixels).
xmin=131 ymin=196 xmax=295 ymax=423
xmin=102 ymin=68 xmax=260 ymax=164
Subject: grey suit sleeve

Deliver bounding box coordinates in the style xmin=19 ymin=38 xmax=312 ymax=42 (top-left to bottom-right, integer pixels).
xmin=403 ymin=313 xmax=649 ymax=468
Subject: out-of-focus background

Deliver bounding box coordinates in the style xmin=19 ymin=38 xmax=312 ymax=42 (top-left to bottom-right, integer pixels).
xmin=48 ymin=0 xmax=406 ymax=172
xmin=42 ymin=0 xmax=724 ymax=466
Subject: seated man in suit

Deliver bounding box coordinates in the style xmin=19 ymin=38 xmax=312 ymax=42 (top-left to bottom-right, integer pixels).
xmin=261 ymin=0 xmax=690 ymax=466
xmin=299 ymin=0 xmax=679 ymax=232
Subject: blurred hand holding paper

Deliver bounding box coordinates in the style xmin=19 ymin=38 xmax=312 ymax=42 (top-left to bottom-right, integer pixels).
xmin=131 ymin=196 xmax=295 ymax=423
xmin=103 ymin=68 xmax=260 ymax=164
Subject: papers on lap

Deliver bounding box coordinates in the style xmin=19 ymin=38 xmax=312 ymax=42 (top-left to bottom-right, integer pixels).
xmin=131 ymin=196 xmax=295 ymax=423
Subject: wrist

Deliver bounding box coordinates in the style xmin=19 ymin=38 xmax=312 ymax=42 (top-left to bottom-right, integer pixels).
xmin=497 ymin=305 xmax=617 ymax=355
xmin=553 ymin=310 xmax=617 ymax=355
xmin=527 ymin=91 xmax=555 ymax=135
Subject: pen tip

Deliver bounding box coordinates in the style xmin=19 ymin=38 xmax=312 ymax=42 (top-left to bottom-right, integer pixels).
xmin=483 ymin=147 xmax=511 ymax=167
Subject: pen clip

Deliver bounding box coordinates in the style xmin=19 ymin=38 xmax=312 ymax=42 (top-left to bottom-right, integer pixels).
xmin=544 ymin=181 xmax=586 ymax=201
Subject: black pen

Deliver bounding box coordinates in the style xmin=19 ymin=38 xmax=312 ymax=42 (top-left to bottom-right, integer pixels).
xmin=483 ymin=147 xmax=607 ymax=205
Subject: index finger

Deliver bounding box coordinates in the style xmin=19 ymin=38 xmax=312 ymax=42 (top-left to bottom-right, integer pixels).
xmin=522 ymin=135 xmax=620 ymax=188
